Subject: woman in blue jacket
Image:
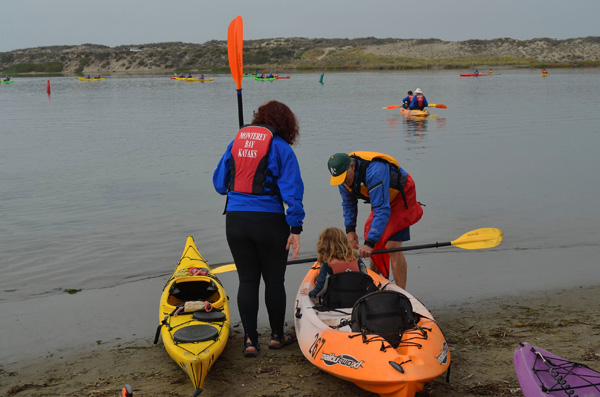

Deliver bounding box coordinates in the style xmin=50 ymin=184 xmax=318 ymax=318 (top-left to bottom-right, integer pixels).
xmin=213 ymin=100 xmax=305 ymax=357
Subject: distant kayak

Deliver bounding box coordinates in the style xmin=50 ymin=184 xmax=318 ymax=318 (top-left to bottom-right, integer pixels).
xmin=460 ymin=73 xmax=487 ymax=77
xmin=254 ymin=76 xmax=277 ymax=81
xmin=542 ymin=73 xmax=549 ymax=77
xmin=400 ymin=107 xmax=429 ymax=118
xmin=275 ymin=76 xmax=290 ymax=79
xmin=185 ymin=78 xmax=214 ymax=82
xmin=78 ymin=77 xmax=105 ymax=81
xmin=1 ymin=80 xmax=15 ymax=84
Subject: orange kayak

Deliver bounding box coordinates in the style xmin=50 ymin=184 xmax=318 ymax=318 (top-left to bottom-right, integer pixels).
xmin=294 ymin=265 xmax=450 ymax=397
xmin=400 ymin=107 xmax=429 ymax=118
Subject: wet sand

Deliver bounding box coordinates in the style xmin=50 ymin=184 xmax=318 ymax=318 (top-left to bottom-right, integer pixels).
xmin=2 ymin=285 xmax=599 ymax=396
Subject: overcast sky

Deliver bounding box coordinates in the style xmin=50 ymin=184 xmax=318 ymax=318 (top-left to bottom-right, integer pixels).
xmin=1 ymin=0 xmax=599 ymax=52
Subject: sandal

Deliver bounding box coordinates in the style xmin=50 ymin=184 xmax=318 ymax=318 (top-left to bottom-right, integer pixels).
xmin=243 ymin=339 xmax=260 ymax=357
xmin=268 ymin=332 xmax=296 ymax=350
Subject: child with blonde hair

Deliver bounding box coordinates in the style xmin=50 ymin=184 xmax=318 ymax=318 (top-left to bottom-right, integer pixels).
xmin=301 ymin=227 xmax=367 ymax=298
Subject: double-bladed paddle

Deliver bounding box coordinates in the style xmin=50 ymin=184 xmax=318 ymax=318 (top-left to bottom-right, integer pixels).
xmin=382 ymin=104 xmax=447 ymax=110
xmin=212 ymin=227 xmax=503 ymax=274
xmin=227 ymin=16 xmax=244 ymax=128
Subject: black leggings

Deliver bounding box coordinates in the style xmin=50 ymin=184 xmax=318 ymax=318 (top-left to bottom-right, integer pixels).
xmin=226 ymin=211 xmax=290 ymax=345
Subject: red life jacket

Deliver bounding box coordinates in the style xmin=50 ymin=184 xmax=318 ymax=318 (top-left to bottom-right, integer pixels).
xmin=229 ymin=125 xmax=275 ymax=195
xmin=364 ymin=173 xmax=423 ymax=278
xmin=328 ymin=258 xmax=360 ymax=274
xmin=416 ymin=94 xmax=424 ymax=107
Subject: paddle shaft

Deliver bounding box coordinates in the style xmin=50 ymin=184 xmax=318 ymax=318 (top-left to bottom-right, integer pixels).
xmin=236 ymin=90 xmax=244 ymax=128
xmin=286 ymin=241 xmax=452 ymax=265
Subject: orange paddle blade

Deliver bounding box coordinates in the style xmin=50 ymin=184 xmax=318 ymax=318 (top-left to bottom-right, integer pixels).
xmin=227 ymin=16 xmax=243 ymax=90
xmin=382 ymin=104 xmax=400 ymax=109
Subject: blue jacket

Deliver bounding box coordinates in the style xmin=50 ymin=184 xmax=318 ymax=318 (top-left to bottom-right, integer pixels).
xmin=339 ymin=159 xmax=407 ymax=244
xmin=213 ymin=134 xmax=305 ymax=232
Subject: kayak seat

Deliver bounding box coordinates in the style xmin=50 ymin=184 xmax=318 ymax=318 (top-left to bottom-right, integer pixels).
xmin=173 ymin=324 xmax=219 ymax=343
xmin=350 ymin=290 xmax=419 ymax=348
xmin=193 ymin=310 xmax=227 ymax=322
xmin=319 ymin=272 xmax=379 ymax=310
xmin=168 ymin=279 xmax=220 ymax=306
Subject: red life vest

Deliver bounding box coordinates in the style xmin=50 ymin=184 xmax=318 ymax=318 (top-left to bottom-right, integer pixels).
xmin=328 ymin=258 xmax=360 ymax=274
xmin=416 ymin=94 xmax=424 ymax=107
xmin=229 ymin=125 xmax=274 ymax=194
xmin=364 ymin=176 xmax=423 ymax=278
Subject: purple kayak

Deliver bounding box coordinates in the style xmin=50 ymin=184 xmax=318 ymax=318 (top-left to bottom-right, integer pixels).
xmin=514 ymin=342 xmax=600 ymax=396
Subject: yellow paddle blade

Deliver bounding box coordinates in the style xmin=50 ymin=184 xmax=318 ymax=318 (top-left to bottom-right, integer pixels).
xmin=212 ymin=263 xmax=237 ymax=274
xmin=451 ymin=228 xmax=503 ymax=250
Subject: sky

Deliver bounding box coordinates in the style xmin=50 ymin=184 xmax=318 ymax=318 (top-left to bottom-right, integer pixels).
xmin=1 ymin=0 xmax=599 ymax=52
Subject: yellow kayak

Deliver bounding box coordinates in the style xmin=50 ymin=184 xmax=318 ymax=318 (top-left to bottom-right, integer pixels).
xmin=78 ymin=77 xmax=105 ymax=81
xmin=185 ymin=78 xmax=214 ymax=82
xmin=400 ymin=107 xmax=429 ymax=118
xmin=155 ymin=236 xmax=230 ymax=395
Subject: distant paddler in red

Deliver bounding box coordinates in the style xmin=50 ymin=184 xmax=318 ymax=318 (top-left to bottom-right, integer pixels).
xmin=408 ymin=88 xmax=428 ymax=110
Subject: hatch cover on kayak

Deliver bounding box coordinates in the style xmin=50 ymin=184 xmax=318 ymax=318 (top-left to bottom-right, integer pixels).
xmin=173 ymin=324 xmax=219 ymax=343
xmin=193 ymin=310 xmax=227 ymax=322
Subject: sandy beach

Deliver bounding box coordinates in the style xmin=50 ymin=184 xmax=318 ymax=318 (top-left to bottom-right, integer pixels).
xmin=2 ymin=285 xmax=598 ymax=397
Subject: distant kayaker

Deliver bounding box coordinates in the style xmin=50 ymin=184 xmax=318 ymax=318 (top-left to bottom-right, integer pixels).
xmin=213 ymin=100 xmax=304 ymax=357
xmin=3 ymin=76 xmax=11 ymax=81
xmin=300 ymin=227 xmax=368 ymax=299
xmin=86 ymin=75 xmax=91 ymax=79
xmin=489 ymin=69 xmax=493 ymax=74
xmin=187 ymin=73 xmax=192 ymax=78
xmin=402 ymin=90 xmax=414 ymax=109
xmin=542 ymin=68 xmax=548 ymax=74
xmin=327 ymin=152 xmax=423 ymax=289
xmin=408 ymin=88 xmax=428 ymax=110
xmin=200 ymin=74 xmax=204 ymax=79
xmin=475 ymin=69 xmax=480 ymax=76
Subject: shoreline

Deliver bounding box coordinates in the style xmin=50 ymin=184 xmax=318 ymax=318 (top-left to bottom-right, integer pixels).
xmin=4 ymin=65 xmax=600 ymax=79
xmin=2 ymin=284 xmax=599 ymax=396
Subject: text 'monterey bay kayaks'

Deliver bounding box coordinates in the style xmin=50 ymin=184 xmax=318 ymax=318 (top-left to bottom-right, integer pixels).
xmin=155 ymin=236 xmax=230 ymax=396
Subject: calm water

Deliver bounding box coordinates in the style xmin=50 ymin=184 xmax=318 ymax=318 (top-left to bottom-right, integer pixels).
xmin=2 ymin=70 xmax=599 ymax=306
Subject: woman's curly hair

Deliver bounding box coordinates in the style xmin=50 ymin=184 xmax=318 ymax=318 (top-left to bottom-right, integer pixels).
xmin=252 ymin=100 xmax=299 ymax=145
xmin=316 ymin=227 xmax=358 ymax=264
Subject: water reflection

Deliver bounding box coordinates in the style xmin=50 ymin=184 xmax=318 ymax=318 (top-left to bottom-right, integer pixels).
xmin=403 ymin=116 xmax=428 ymax=144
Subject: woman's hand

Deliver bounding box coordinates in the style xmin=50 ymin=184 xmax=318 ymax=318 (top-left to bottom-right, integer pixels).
xmin=286 ymin=233 xmax=300 ymax=259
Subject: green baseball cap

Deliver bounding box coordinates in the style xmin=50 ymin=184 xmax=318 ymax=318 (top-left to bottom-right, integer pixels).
xmin=328 ymin=153 xmax=351 ymax=185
